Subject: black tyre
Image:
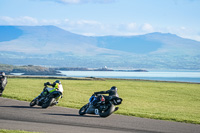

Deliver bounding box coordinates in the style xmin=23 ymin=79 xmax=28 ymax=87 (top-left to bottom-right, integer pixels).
xmin=99 ymin=104 xmax=115 ymax=118
xmin=79 ymin=104 xmax=88 ymax=115
xmin=30 ymin=99 xmax=37 ymax=107
xmin=42 ymin=98 xmax=53 ymax=108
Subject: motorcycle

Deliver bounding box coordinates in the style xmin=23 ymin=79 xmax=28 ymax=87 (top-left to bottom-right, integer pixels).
xmin=79 ymin=94 xmax=122 ymax=117
xmin=30 ymin=86 xmax=62 ymax=108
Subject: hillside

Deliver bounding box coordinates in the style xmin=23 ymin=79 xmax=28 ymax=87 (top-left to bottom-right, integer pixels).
xmin=0 ymin=64 xmax=60 ymax=75
xmin=0 ymin=25 xmax=200 ymax=70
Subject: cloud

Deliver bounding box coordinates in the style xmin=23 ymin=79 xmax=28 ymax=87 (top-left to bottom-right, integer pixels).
xmin=37 ymin=0 xmax=117 ymax=4
xmin=61 ymin=19 xmax=108 ymax=35
xmin=0 ymin=16 xmax=13 ymax=23
xmin=142 ymin=23 xmax=154 ymax=32
xmin=0 ymin=16 xmax=153 ymax=36
xmin=76 ymin=20 xmax=102 ymax=25
xmin=127 ymin=23 xmax=137 ymax=30
xmin=1 ymin=16 xmax=199 ymax=41
xmin=0 ymin=16 xmax=38 ymax=25
xmin=41 ymin=19 xmax=62 ymax=25
xmin=116 ymin=23 xmax=155 ymax=36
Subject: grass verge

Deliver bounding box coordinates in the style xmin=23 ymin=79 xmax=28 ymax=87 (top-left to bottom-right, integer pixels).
xmin=0 ymin=129 xmax=40 ymax=133
xmin=2 ymin=77 xmax=200 ymax=124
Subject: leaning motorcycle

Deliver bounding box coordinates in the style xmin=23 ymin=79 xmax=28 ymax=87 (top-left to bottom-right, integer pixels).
xmin=30 ymin=86 xmax=62 ymax=108
xmin=79 ymin=94 xmax=122 ymax=117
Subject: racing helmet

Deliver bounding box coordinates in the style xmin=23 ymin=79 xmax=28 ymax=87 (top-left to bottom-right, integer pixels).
xmin=55 ymin=80 xmax=61 ymax=84
xmin=110 ymin=86 xmax=117 ymax=92
xmin=53 ymin=80 xmax=61 ymax=88
xmin=53 ymin=80 xmax=61 ymax=89
xmin=0 ymin=72 xmax=5 ymax=77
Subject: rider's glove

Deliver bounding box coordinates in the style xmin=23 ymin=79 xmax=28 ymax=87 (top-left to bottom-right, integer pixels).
xmin=44 ymin=82 xmax=51 ymax=86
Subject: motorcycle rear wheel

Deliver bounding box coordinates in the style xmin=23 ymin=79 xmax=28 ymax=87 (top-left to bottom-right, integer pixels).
xmin=99 ymin=104 xmax=115 ymax=117
xmin=42 ymin=98 xmax=54 ymax=108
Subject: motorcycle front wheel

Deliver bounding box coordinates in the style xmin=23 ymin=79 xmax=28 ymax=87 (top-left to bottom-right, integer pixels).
xmin=30 ymin=99 xmax=37 ymax=107
xmin=79 ymin=104 xmax=88 ymax=115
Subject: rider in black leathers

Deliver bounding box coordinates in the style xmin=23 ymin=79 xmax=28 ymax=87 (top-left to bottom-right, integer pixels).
xmin=0 ymin=72 xmax=7 ymax=96
xmin=92 ymin=86 xmax=119 ymax=107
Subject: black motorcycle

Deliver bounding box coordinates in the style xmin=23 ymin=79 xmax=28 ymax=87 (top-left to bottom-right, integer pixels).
xmin=79 ymin=94 xmax=122 ymax=117
xmin=30 ymin=86 xmax=62 ymax=108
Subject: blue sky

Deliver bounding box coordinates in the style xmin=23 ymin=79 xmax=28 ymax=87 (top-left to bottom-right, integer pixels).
xmin=0 ymin=0 xmax=200 ymax=41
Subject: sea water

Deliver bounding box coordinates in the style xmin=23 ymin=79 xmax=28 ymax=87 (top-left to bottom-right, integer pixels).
xmin=59 ymin=71 xmax=200 ymax=83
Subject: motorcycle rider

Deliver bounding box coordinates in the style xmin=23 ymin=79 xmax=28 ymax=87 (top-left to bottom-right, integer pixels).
xmin=92 ymin=86 xmax=119 ymax=114
xmin=39 ymin=80 xmax=63 ymax=99
xmin=0 ymin=72 xmax=7 ymax=96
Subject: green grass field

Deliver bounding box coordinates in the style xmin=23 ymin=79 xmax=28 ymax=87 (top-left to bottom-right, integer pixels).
xmin=2 ymin=77 xmax=200 ymax=124
xmin=0 ymin=129 xmax=40 ymax=133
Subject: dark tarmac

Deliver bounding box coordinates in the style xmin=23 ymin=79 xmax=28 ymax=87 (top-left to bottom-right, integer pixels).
xmin=0 ymin=97 xmax=199 ymax=133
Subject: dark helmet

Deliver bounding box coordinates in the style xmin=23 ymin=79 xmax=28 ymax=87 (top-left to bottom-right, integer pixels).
xmin=110 ymin=86 xmax=117 ymax=91
xmin=0 ymin=72 xmax=5 ymax=77
xmin=52 ymin=80 xmax=61 ymax=87
xmin=55 ymin=80 xmax=61 ymax=84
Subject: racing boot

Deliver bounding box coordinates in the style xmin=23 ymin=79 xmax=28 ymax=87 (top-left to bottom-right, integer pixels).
xmin=114 ymin=107 xmax=119 ymax=112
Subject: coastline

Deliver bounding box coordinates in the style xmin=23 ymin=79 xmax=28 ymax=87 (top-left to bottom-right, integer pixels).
xmin=7 ymin=75 xmax=200 ymax=84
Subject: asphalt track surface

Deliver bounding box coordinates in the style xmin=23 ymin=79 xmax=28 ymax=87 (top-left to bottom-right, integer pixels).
xmin=0 ymin=97 xmax=200 ymax=133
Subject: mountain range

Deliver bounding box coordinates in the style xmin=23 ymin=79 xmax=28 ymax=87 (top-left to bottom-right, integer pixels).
xmin=0 ymin=25 xmax=200 ymax=70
